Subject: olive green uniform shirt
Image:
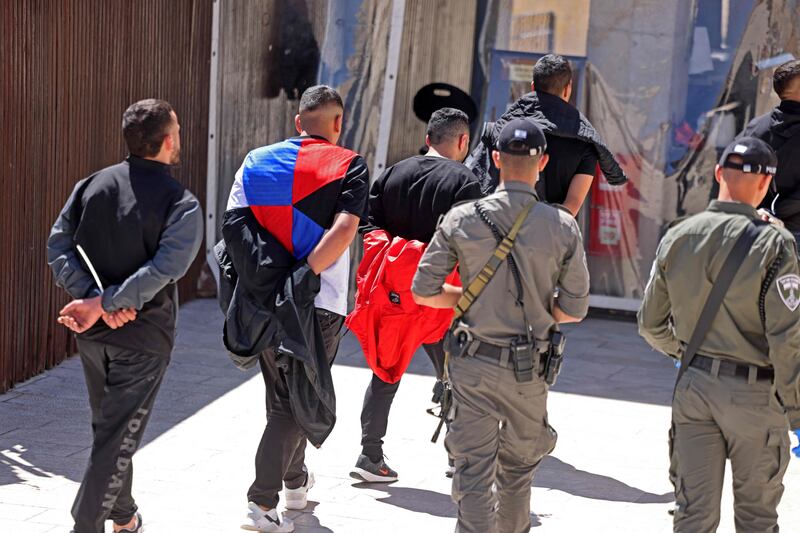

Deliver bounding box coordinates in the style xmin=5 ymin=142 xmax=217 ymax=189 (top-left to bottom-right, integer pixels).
xmin=638 ymin=200 xmax=800 ymax=427
xmin=412 ymin=181 xmax=590 ymax=344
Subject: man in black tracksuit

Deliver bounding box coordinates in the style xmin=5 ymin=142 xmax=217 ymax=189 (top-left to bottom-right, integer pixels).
xmin=47 ymin=99 xmax=203 ymax=533
xmin=741 ymin=60 xmax=800 ymax=237
xmin=351 ymin=108 xmax=482 ymax=482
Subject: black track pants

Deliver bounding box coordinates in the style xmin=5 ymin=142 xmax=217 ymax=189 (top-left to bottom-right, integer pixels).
xmin=247 ymin=309 xmax=344 ymax=509
xmin=360 ymin=341 xmax=445 ymax=460
xmin=72 ymin=338 xmax=169 ymax=533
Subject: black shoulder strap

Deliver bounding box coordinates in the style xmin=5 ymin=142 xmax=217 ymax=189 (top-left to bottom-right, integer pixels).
xmin=675 ymin=220 xmax=767 ymax=390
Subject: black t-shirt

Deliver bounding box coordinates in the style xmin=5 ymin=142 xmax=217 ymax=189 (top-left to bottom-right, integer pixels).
xmin=336 ymin=155 xmax=370 ymax=222
xmin=369 ymin=155 xmax=482 ymax=243
xmin=536 ymin=134 xmax=598 ymax=205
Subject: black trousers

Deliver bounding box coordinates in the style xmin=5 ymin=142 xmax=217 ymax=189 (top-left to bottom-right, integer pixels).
xmin=247 ymin=309 xmax=344 ymax=509
xmin=360 ymin=341 xmax=445 ymax=460
xmin=72 ymin=338 xmax=169 ymax=533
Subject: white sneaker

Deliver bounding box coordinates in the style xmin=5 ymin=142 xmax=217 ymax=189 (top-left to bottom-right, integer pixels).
xmin=284 ymin=471 xmax=315 ymax=510
xmin=241 ymin=502 xmax=295 ymax=532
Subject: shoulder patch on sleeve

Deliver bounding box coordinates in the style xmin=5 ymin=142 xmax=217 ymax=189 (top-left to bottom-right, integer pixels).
xmin=776 ymin=274 xmax=800 ymax=311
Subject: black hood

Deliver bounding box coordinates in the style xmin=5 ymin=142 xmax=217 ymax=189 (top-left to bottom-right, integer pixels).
xmin=770 ymin=100 xmax=800 ymax=140
xmin=742 ymin=100 xmax=800 ymax=208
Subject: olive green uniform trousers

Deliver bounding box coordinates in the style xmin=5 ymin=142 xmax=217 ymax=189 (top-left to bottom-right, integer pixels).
xmin=445 ymin=354 xmax=558 ymax=533
xmin=671 ymin=366 xmax=790 ymax=533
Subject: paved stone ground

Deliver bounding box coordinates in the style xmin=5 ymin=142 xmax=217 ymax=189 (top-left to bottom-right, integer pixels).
xmin=1 ymin=299 xmax=799 ymax=532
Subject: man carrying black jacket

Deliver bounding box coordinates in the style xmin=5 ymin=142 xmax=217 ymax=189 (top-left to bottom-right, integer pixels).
xmin=467 ymin=54 xmax=627 ymax=210
xmin=47 ymin=99 xmax=204 ymax=533
xmin=741 ymin=60 xmax=800 ymax=237
xmin=351 ymin=108 xmax=482 ymax=482
xmin=224 ymin=85 xmax=369 ymax=533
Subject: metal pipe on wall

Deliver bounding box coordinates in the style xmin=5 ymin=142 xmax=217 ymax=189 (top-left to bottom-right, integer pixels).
xmin=206 ymin=0 xmax=222 ymax=283
xmin=372 ymin=0 xmax=407 ymax=180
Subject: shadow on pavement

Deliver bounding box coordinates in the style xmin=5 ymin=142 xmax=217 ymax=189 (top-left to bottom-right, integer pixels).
xmin=287 ymin=501 xmax=335 ymax=532
xmin=352 ymin=481 xmax=456 ymax=518
xmin=534 ymin=456 xmax=673 ymax=504
xmin=335 ymin=317 xmax=677 ymax=407
xmin=351 ymin=454 xmax=670 ymax=522
xmin=0 ymin=299 xmax=257 ymax=487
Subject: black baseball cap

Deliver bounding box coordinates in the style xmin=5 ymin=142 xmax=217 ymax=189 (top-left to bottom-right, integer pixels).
xmin=719 ymin=137 xmax=778 ymax=176
xmin=496 ymin=118 xmax=547 ymax=156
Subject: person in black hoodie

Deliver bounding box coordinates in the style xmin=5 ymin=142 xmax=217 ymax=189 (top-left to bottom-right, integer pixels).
xmin=741 ymin=60 xmax=800 ymax=238
xmin=47 ymin=99 xmax=204 ymax=533
xmin=467 ymin=54 xmax=627 ymax=208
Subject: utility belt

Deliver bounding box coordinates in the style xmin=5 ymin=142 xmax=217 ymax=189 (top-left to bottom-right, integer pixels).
xmin=688 ymin=353 xmax=774 ymax=383
xmin=445 ymin=324 xmax=566 ymax=385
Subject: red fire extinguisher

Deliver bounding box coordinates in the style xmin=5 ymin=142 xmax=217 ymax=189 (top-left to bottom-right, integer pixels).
xmin=588 ymin=157 xmax=638 ymax=258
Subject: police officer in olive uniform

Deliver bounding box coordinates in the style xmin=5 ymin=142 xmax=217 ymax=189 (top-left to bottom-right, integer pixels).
xmin=412 ymin=118 xmax=590 ymax=533
xmin=639 ymin=137 xmax=800 ymax=533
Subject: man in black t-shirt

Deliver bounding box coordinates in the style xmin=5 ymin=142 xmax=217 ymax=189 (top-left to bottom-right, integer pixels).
xmin=351 ymin=108 xmax=482 ymax=483
xmin=467 ymin=54 xmax=611 ymax=215
xmin=539 ymin=134 xmax=597 ymax=213
xmin=368 ymin=110 xmax=480 ymax=242
xmin=532 ymin=55 xmax=598 ymax=215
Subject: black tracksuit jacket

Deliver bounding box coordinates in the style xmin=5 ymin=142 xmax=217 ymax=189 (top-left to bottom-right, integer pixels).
xmin=47 ymin=155 xmax=204 ymax=355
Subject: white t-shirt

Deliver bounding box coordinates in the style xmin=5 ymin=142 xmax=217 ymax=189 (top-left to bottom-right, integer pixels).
xmin=316 ymin=247 xmax=350 ymax=316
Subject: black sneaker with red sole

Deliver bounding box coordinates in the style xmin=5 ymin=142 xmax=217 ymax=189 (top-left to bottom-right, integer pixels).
xmin=350 ymin=454 xmax=398 ymax=483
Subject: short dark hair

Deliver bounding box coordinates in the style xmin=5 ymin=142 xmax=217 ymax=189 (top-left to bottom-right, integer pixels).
xmin=426 ymin=107 xmax=469 ymax=144
xmin=299 ymin=85 xmax=344 ymax=113
xmin=533 ymin=54 xmax=573 ymax=95
xmin=122 ymin=99 xmax=175 ymax=158
xmin=774 ymin=60 xmax=800 ymax=97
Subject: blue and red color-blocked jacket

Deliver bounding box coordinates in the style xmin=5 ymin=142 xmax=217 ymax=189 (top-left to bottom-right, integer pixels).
xmin=227 ymin=135 xmax=363 ymax=258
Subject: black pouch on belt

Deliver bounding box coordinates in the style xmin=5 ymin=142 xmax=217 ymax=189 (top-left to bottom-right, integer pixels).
xmin=445 ymin=324 xmax=472 ymax=359
xmin=543 ymin=331 xmax=566 ymax=386
xmin=511 ymin=337 xmax=535 ymax=383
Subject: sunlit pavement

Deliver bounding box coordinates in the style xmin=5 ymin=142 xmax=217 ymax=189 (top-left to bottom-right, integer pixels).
xmin=2 ymin=299 xmax=799 ymax=532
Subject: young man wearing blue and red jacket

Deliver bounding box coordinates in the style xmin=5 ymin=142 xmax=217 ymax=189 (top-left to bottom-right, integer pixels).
xmin=224 ymin=85 xmax=368 ymax=532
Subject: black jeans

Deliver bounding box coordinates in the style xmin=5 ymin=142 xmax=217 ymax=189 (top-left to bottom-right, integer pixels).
xmin=360 ymin=341 xmax=445 ymax=461
xmin=248 ymin=309 xmax=344 ymax=509
xmin=72 ymin=339 xmax=169 ymax=533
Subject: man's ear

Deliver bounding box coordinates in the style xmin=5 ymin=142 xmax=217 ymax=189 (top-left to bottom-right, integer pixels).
xmin=531 ymin=81 xmax=536 ymax=93
xmin=295 ymin=114 xmax=303 ymax=135
xmin=539 ymin=153 xmax=550 ymax=171
xmin=459 ymin=133 xmax=469 ymax=151
xmin=334 ymin=114 xmax=343 ymax=134
xmin=492 ymin=150 xmax=502 ymax=170
xmin=761 ymin=173 xmax=773 ymax=192
xmin=563 ymin=80 xmax=573 ymax=101
xmin=714 ymin=164 xmax=723 ymax=184
xmin=425 ymin=134 xmax=432 ymax=148
xmin=162 ymin=133 xmax=174 ymax=154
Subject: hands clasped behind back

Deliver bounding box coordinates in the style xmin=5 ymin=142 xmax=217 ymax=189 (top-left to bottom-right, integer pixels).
xmin=58 ymin=295 xmax=137 ymax=333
